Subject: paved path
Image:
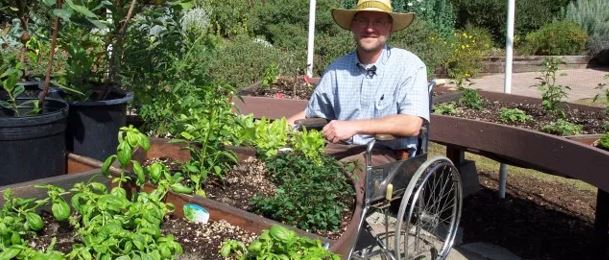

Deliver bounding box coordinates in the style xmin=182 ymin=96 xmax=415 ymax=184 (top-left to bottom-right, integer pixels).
xmin=440 ymin=67 xmax=609 ymax=103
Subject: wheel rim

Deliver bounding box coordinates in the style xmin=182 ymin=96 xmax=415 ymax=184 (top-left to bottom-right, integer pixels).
xmin=395 ymin=157 xmax=463 ymax=260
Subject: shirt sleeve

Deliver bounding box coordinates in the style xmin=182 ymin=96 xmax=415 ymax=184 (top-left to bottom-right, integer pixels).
xmin=305 ymin=70 xmax=336 ymax=119
xmin=396 ymin=63 xmax=430 ymax=122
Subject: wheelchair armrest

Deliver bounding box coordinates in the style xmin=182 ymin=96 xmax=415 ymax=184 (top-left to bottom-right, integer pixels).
xmin=294 ymin=118 xmax=329 ymax=130
xmin=374 ymin=134 xmax=396 ymax=141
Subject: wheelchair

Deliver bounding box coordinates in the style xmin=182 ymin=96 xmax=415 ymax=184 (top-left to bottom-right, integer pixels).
xmin=294 ymin=81 xmax=463 ymax=260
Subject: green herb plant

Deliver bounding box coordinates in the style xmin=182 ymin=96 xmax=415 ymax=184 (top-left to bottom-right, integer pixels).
xmin=178 ymin=94 xmax=240 ymax=196
xmin=499 ymin=108 xmax=532 ymax=123
xmin=433 ymin=102 xmax=458 ymax=115
xmin=252 ymin=117 xmax=291 ymax=159
xmin=0 ymin=189 xmax=46 ymax=248
xmin=536 ymin=57 xmax=570 ymax=117
xmin=102 ymin=125 xmax=194 ymax=195
xmin=597 ymin=132 xmax=609 ymax=150
xmin=291 ymin=127 xmax=325 ymax=166
xmin=220 ymin=225 xmax=340 ymax=260
xmin=0 ymin=189 xmax=69 ymax=259
xmin=260 ymin=63 xmax=279 ymax=90
xmin=593 ymin=74 xmax=609 ymax=113
xmin=67 ymin=180 xmax=182 ymax=259
xmin=0 ymin=61 xmax=40 ymax=116
xmin=541 ymin=119 xmax=583 ymax=136
xmin=252 ymin=153 xmax=354 ymax=232
xmin=458 ymin=88 xmax=484 ymax=110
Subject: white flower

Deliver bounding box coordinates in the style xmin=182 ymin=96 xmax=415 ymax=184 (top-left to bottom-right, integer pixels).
xmin=180 ymin=8 xmax=210 ymax=34
xmin=407 ymin=2 xmax=413 ymax=6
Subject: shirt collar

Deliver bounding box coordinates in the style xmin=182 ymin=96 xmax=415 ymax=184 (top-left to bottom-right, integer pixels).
xmin=353 ymin=45 xmax=391 ymax=71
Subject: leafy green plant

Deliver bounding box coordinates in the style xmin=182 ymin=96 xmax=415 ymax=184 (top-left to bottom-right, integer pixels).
xmin=593 ymin=74 xmax=609 ymax=113
xmin=252 ymin=153 xmax=354 ymax=232
xmin=102 ymin=125 xmax=151 ymax=188
xmin=177 ymin=95 xmax=240 ymax=196
xmin=499 ymin=108 xmax=532 ymax=123
xmin=598 ymin=132 xmax=609 ymax=150
xmin=0 ymin=60 xmax=40 ymax=116
xmin=0 ymin=189 xmax=46 ymax=249
xmin=459 ymin=88 xmax=484 ymax=110
xmin=536 ymin=58 xmax=570 ymax=117
xmin=102 ymin=125 xmax=194 ymax=195
xmin=521 ymin=21 xmax=588 ymax=55
xmin=291 ymin=127 xmax=325 ymax=166
xmin=260 ymin=63 xmax=279 ymax=90
xmin=541 ymin=119 xmax=583 ymax=136
xmin=433 ymin=102 xmax=458 ymax=115
xmin=252 ymin=117 xmax=291 ymax=159
xmin=221 ymin=225 xmax=340 ymax=259
xmin=67 ymin=181 xmax=182 ymax=259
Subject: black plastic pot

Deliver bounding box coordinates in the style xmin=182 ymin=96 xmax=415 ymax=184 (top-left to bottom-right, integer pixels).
xmin=66 ymin=91 xmax=133 ymax=161
xmin=0 ymin=98 xmax=68 ymax=186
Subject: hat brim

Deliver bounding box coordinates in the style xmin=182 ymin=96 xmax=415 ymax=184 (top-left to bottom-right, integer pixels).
xmin=331 ymin=9 xmax=415 ymax=32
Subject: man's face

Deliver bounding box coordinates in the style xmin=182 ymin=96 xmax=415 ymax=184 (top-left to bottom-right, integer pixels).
xmin=351 ymin=11 xmax=392 ymax=54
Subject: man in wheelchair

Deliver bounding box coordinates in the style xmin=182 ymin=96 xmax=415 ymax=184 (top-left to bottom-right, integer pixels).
xmin=288 ymin=0 xmax=429 ymax=168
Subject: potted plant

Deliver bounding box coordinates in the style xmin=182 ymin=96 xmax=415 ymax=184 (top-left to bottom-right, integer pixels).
xmin=0 ymin=0 xmax=70 ymax=186
xmin=40 ymin=0 xmax=143 ymax=161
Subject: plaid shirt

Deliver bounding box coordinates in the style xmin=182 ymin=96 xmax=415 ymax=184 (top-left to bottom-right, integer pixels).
xmin=305 ymin=45 xmax=429 ymax=151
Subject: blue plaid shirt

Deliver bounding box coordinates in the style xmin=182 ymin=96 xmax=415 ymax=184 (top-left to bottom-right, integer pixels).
xmin=305 ymin=45 xmax=429 ymax=151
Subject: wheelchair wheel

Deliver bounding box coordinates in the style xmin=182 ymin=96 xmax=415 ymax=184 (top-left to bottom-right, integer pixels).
xmin=394 ymin=156 xmax=462 ymax=260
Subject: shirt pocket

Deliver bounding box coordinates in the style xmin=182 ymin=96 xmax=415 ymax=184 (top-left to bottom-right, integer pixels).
xmin=374 ymin=93 xmax=394 ymax=116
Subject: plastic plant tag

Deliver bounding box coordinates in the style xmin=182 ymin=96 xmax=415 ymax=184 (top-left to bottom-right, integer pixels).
xmin=184 ymin=203 xmax=209 ymax=224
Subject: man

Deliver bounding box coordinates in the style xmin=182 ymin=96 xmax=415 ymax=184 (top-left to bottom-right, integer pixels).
xmin=288 ymin=0 xmax=429 ymax=161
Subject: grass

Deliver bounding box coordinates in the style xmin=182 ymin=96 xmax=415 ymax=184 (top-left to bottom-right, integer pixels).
xmin=428 ymin=142 xmax=597 ymax=193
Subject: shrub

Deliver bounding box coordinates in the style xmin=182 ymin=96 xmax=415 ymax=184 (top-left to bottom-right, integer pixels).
xmin=394 ymin=0 xmax=456 ymax=39
xmin=251 ymin=0 xmax=344 ymax=76
xmin=197 ymin=0 xmax=256 ymax=38
xmin=563 ymin=0 xmax=609 ymax=63
xmin=208 ymin=35 xmax=285 ymax=89
xmin=390 ymin=19 xmax=452 ymax=78
xmin=520 ymin=21 xmax=588 ymax=55
xmin=451 ymin=0 xmax=571 ymax=44
xmin=445 ymin=26 xmax=493 ymax=84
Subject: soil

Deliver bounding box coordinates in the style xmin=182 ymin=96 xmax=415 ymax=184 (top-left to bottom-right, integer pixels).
xmin=446 ymin=97 xmax=608 ymax=134
xmin=461 ymin=170 xmax=599 ymax=260
xmin=28 ymin=211 xmax=256 ymax=259
xmin=241 ymin=76 xmax=314 ymax=100
xmin=145 ymin=156 xmax=355 ymax=240
xmin=205 ymin=156 xmax=354 ymax=240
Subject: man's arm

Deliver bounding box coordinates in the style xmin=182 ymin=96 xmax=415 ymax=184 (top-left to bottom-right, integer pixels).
xmin=322 ymin=114 xmax=423 ymax=144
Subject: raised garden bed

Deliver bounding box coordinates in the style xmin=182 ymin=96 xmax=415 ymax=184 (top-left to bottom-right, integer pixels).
xmin=137 ymin=138 xmax=363 ymax=257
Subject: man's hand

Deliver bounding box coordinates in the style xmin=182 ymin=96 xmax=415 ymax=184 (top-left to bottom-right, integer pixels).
xmin=322 ymin=120 xmax=358 ymax=143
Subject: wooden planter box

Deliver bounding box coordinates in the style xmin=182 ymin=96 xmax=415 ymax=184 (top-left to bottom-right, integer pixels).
xmin=136 ymin=138 xmax=363 ymax=258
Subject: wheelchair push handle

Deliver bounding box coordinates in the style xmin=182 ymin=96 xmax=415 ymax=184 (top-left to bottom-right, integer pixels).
xmin=293 ymin=118 xmax=329 ymax=131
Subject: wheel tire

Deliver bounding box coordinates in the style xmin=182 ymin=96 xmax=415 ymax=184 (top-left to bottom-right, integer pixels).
xmin=394 ymin=156 xmax=463 ymax=260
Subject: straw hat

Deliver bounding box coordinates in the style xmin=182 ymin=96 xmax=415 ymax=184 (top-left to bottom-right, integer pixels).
xmin=332 ymin=0 xmax=415 ymax=32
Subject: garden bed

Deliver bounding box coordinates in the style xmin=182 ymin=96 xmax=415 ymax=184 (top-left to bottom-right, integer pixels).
xmin=435 ymin=89 xmax=607 ymax=135
xmin=137 ymin=138 xmax=362 ymax=257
